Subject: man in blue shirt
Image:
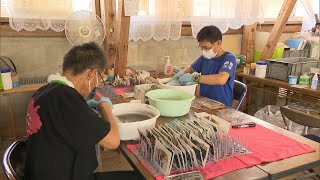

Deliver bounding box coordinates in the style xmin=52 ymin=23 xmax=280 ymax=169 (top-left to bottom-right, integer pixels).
xmin=173 ymin=25 xmax=236 ymax=107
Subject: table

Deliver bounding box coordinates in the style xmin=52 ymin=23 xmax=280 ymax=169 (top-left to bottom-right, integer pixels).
xmin=120 ymin=116 xmax=268 ymax=180
xmin=0 ymin=84 xmax=45 ymax=139
xmin=116 ymin=97 xmax=320 ymax=180
xmin=236 ymin=73 xmax=320 ymax=111
xmin=243 ymin=114 xmax=320 ymax=180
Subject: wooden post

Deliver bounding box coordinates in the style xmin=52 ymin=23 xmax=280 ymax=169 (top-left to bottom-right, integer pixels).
xmin=241 ymin=23 xmax=257 ymax=63
xmin=103 ymin=0 xmax=118 ymax=70
xmin=95 ymin=0 xmax=101 ymax=18
xmin=260 ymin=0 xmax=297 ymax=60
xmin=116 ymin=0 xmax=130 ymax=77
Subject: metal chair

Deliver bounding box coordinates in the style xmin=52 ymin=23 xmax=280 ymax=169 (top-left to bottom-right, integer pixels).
xmin=2 ymin=140 xmax=26 ymax=180
xmin=280 ymin=106 xmax=320 ymax=180
xmin=233 ymin=80 xmax=247 ymax=110
xmin=280 ymin=106 xmax=320 ymax=139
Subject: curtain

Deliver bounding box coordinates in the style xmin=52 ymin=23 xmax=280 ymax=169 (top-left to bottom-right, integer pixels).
xmin=2 ymin=0 xmax=94 ymax=32
xmin=191 ymin=0 xmax=264 ymax=37
xmin=126 ymin=0 xmax=264 ymax=41
xmin=299 ymin=0 xmax=316 ymax=32
xmin=128 ymin=0 xmax=191 ymax=41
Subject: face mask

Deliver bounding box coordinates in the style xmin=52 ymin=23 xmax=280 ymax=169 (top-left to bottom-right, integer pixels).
xmin=87 ymin=71 xmax=99 ymax=100
xmin=202 ymin=49 xmax=217 ymax=59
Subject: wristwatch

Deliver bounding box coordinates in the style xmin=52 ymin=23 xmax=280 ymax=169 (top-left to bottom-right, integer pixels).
xmin=192 ymin=75 xmax=201 ymax=83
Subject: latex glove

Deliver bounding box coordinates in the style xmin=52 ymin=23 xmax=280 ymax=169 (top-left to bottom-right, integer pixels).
xmin=98 ymin=97 xmax=113 ymax=109
xmin=172 ymin=70 xmax=185 ymax=80
xmin=87 ymin=97 xmax=113 ymax=109
xmin=179 ymin=74 xmax=194 ymax=85
xmin=87 ymin=99 xmax=99 ymax=109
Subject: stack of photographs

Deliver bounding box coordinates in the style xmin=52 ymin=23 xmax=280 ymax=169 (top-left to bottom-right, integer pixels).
xmin=192 ymin=97 xmax=225 ymax=111
xmin=136 ymin=113 xmax=251 ymax=177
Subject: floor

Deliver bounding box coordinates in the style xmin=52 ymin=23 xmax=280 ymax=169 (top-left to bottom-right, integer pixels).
xmin=0 ymin=138 xmax=319 ymax=180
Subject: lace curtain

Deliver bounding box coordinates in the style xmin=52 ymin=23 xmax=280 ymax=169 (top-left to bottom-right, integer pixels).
xmin=126 ymin=0 xmax=264 ymax=41
xmin=191 ymin=0 xmax=264 ymax=37
xmin=126 ymin=0 xmax=316 ymax=41
xmin=2 ymin=0 xmax=94 ymax=32
xmin=127 ymin=0 xmax=190 ymax=41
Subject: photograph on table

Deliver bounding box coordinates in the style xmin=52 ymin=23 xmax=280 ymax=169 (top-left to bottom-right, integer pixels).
xmin=190 ymin=133 xmax=210 ymax=167
xmin=153 ymin=139 xmax=174 ymax=175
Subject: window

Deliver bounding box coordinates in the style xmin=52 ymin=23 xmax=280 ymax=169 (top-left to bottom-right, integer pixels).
xmin=294 ymin=0 xmax=319 ymax=18
xmin=260 ymin=0 xmax=319 ymax=20
xmin=0 ymin=0 xmax=95 ymax=18
xmin=0 ymin=0 xmax=96 ymax=32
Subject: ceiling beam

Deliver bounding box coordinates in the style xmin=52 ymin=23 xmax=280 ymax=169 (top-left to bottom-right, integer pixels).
xmin=260 ymin=0 xmax=297 ymax=60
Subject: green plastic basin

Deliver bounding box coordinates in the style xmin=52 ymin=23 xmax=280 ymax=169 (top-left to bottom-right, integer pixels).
xmin=145 ymin=89 xmax=195 ymax=117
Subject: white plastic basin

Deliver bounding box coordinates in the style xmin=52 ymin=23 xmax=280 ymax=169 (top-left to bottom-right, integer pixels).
xmin=112 ymin=103 xmax=160 ymax=140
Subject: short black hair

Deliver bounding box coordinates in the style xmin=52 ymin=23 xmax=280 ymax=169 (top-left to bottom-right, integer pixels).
xmin=63 ymin=42 xmax=106 ymax=75
xmin=197 ymin=25 xmax=222 ymax=43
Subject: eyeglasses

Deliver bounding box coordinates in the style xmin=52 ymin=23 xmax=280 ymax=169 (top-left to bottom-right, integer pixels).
xmin=198 ymin=45 xmax=213 ymax=51
xmin=97 ymin=71 xmax=106 ymax=87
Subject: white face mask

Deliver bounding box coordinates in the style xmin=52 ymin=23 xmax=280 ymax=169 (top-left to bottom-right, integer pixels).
xmin=88 ymin=71 xmax=99 ymax=95
xmin=202 ymin=49 xmax=217 ymax=59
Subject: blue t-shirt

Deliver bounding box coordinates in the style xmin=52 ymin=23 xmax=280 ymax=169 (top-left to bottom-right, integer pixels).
xmin=191 ymin=52 xmax=236 ymax=107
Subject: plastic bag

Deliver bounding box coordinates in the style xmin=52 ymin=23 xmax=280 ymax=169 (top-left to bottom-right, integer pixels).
xmin=254 ymin=105 xmax=304 ymax=135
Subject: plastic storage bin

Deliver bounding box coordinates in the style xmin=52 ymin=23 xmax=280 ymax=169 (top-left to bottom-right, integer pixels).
xmin=266 ymin=57 xmax=320 ymax=81
xmin=282 ymin=49 xmax=309 ymax=58
xmin=254 ymin=48 xmax=284 ymax=62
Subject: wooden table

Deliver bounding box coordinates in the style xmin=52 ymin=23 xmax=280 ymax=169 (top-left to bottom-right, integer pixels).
xmin=241 ymin=113 xmax=320 ymax=180
xmin=119 ymin=116 xmax=268 ymax=180
xmin=236 ymin=73 xmax=320 ymax=111
xmin=0 ymin=84 xmax=45 ymax=139
xmin=116 ymin=97 xmax=320 ymax=180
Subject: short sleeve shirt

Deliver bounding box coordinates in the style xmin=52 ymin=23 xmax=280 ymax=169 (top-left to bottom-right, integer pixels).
xmin=25 ymin=83 xmax=110 ymax=180
xmin=191 ymin=52 xmax=236 ymax=106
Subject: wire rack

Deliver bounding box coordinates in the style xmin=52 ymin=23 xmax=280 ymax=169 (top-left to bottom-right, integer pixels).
xmin=19 ymin=76 xmax=47 ymax=85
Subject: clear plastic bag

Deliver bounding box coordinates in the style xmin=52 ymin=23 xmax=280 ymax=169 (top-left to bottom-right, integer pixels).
xmin=254 ymin=105 xmax=304 ymax=135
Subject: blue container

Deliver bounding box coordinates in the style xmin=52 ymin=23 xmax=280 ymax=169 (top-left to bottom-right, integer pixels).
xmin=288 ymin=75 xmax=299 ymax=85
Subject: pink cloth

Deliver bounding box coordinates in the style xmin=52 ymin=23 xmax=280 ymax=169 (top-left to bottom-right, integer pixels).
xmin=127 ymin=144 xmax=249 ymax=180
xmin=229 ymin=124 xmax=315 ymax=166
xmin=126 ymin=124 xmax=315 ymax=179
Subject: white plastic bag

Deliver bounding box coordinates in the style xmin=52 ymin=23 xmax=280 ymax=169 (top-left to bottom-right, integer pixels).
xmin=254 ymin=105 xmax=305 ymax=134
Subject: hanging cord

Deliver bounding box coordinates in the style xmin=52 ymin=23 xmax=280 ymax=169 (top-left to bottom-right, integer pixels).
xmin=0 ymin=56 xmax=17 ymax=76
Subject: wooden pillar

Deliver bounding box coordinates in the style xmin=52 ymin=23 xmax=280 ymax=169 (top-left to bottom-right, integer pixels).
xmin=241 ymin=23 xmax=257 ymax=63
xmin=95 ymin=0 xmax=101 ymax=18
xmin=103 ymin=0 xmax=118 ymax=70
xmin=116 ymin=0 xmax=130 ymax=77
xmin=260 ymin=0 xmax=297 ymax=60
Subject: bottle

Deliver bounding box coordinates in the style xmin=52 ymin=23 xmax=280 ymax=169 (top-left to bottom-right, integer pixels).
xmin=163 ymin=56 xmax=173 ymax=75
xmin=255 ymin=61 xmax=267 ymax=78
xmin=12 ymin=75 xmax=20 ymax=88
xmin=249 ymin=63 xmax=256 ymax=75
xmin=0 ymin=73 xmax=3 ymax=90
xmin=1 ymin=68 xmax=13 ymax=90
xmin=311 ymin=73 xmax=318 ymax=90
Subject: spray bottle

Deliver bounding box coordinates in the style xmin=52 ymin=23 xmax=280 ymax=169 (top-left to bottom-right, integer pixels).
xmin=311 ymin=73 xmax=318 ymax=90
xmin=163 ymin=56 xmax=173 ymax=75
